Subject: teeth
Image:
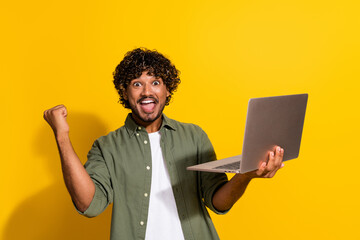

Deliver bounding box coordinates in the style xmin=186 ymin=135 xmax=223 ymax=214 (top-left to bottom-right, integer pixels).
xmin=142 ymin=100 xmax=154 ymax=104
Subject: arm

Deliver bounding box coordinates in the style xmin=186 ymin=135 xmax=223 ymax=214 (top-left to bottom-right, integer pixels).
xmin=43 ymin=105 xmax=95 ymax=212
xmin=212 ymin=146 xmax=284 ymax=212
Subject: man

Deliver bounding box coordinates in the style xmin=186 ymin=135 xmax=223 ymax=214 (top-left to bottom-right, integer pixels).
xmin=43 ymin=48 xmax=284 ymax=240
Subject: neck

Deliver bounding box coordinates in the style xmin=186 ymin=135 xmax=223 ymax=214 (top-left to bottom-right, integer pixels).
xmin=131 ymin=113 xmax=163 ymax=133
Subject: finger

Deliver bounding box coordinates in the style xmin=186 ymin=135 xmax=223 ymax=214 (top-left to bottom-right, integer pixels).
xmin=266 ymin=147 xmax=283 ymax=177
xmin=279 ymin=148 xmax=285 ymax=169
xmin=62 ymin=106 xmax=68 ymax=118
xmin=267 ymin=172 xmax=276 ymax=178
xmin=265 ymin=150 xmax=276 ymax=172
xmin=273 ymin=146 xmax=283 ymax=169
xmin=43 ymin=110 xmax=48 ymax=120
xmin=53 ymin=104 xmax=65 ymax=110
xmin=44 ymin=110 xmax=52 ymax=122
xmin=55 ymin=105 xmax=67 ymax=117
xmin=276 ymin=148 xmax=285 ymax=170
xmin=265 ymin=168 xmax=279 ymax=178
xmin=257 ymin=160 xmax=272 ymax=178
xmin=50 ymin=105 xmax=67 ymax=118
xmin=268 ymin=161 xmax=285 ymax=178
xmin=256 ymin=161 xmax=267 ymax=177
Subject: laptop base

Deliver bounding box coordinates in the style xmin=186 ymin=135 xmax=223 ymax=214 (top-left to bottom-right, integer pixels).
xmin=186 ymin=155 xmax=242 ymax=174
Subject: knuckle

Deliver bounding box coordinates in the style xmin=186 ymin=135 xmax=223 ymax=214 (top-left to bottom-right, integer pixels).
xmin=52 ymin=108 xmax=61 ymax=115
xmin=267 ymin=172 xmax=274 ymax=178
xmin=266 ymin=166 xmax=273 ymax=172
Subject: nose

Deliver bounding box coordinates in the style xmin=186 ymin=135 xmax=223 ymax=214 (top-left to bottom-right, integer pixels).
xmin=141 ymin=83 xmax=152 ymax=96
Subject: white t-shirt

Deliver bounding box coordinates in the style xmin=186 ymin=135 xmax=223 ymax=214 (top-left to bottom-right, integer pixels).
xmin=144 ymin=131 xmax=185 ymax=240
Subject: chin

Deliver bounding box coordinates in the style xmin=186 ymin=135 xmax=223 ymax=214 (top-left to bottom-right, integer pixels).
xmin=134 ymin=110 xmax=162 ymax=123
xmin=142 ymin=113 xmax=161 ymax=122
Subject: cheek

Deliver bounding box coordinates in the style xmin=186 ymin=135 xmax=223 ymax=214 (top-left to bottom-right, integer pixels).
xmin=126 ymin=90 xmax=140 ymax=102
xmin=153 ymin=88 xmax=167 ymax=97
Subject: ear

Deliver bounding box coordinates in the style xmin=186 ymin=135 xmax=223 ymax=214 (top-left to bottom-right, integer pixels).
xmin=166 ymin=90 xmax=170 ymax=97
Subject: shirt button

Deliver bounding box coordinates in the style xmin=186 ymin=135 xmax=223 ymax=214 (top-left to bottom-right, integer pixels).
xmin=144 ymin=193 xmax=148 ymax=197
xmin=144 ymin=140 xmax=148 ymax=144
xmin=140 ymin=221 xmax=144 ymax=226
xmin=138 ymin=127 xmax=142 ymax=130
xmin=136 ymin=133 xmax=139 ymax=136
xmin=146 ymin=166 xmax=150 ymax=170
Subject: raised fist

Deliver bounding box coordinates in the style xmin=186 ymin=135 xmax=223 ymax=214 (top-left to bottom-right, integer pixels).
xmin=43 ymin=104 xmax=70 ymax=136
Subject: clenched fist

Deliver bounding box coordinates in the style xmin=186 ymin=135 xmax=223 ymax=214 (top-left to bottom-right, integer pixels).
xmin=43 ymin=105 xmax=70 ymax=136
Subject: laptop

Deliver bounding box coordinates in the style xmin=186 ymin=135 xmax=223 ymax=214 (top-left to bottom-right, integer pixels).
xmin=187 ymin=93 xmax=308 ymax=174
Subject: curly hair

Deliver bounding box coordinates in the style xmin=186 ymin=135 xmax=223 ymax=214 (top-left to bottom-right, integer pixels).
xmin=113 ymin=48 xmax=181 ymax=108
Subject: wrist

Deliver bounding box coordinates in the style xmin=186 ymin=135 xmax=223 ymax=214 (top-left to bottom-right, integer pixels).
xmin=241 ymin=173 xmax=253 ymax=182
xmin=55 ymin=131 xmax=70 ymax=141
xmin=234 ymin=172 xmax=253 ymax=183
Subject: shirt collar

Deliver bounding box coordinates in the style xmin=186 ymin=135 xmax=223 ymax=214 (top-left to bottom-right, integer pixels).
xmin=124 ymin=113 xmax=176 ymax=137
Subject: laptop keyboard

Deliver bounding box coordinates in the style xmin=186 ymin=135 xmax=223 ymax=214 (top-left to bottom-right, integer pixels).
xmin=213 ymin=161 xmax=240 ymax=170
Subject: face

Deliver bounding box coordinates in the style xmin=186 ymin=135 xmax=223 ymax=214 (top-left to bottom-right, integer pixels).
xmin=124 ymin=71 xmax=170 ymax=125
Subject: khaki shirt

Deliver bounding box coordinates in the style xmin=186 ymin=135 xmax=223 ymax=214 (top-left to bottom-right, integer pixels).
xmin=78 ymin=114 xmax=229 ymax=240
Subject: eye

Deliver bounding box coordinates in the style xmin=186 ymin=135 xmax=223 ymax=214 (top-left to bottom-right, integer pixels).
xmin=133 ymin=82 xmax=142 ymax=87
xmin=152 ymin=80 xmax=160 ymax=86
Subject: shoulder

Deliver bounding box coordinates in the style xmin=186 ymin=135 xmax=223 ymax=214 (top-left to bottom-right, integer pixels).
xmin=166 ymin=116 xmax=204 ymax=131
xmin=164 ymin=116 xmax=209 ymax=141
xmin=92 ymin=125 xmax=127 ymax=148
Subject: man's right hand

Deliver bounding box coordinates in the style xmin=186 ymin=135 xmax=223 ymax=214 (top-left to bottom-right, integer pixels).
xmin=43 ymin=104 xmax=95 ymax=212
xmin=43 ymin=104 xmax=70 ymax=136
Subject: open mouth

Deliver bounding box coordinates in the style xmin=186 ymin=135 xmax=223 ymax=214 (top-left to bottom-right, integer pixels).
xmin=139 ymin=98 xmax=157 ymax=113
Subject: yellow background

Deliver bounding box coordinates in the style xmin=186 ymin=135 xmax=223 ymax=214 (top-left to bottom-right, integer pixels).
xmin=1 ymin=0 xmax=359 ymax=239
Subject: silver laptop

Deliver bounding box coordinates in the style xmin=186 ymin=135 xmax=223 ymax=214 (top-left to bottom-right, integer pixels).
xmin=187 ymin=93 xmax=308 ymax=174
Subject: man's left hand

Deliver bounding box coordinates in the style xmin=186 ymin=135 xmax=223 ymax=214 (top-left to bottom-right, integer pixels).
xmin=212 ymin=146 xmax=285 ymax=211
xmin=244 ymin=146 xmax=284 ymax=179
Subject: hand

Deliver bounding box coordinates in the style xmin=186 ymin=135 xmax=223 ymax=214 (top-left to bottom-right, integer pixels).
xmin=243 ymin=146 xmax=284 ymax=179
xmin=43 ymin=104 xmax=69 ymax=136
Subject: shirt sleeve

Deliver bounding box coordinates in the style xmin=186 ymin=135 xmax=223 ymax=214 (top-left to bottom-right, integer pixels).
xmin=198 ymin=128 xmax=230 ymax=215
xmin=75 ymin=139 xmax=114 ymax=218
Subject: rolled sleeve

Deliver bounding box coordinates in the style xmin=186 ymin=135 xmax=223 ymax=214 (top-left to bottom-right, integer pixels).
xmin=198 ymin=129 xmax=229 ymax=215
xmin=75 ymin=139 xmax=113 ymax=218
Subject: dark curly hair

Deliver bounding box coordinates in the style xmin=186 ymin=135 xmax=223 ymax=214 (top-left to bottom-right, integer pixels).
xmin=113 ymin=48 xmax=181 ymax=108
